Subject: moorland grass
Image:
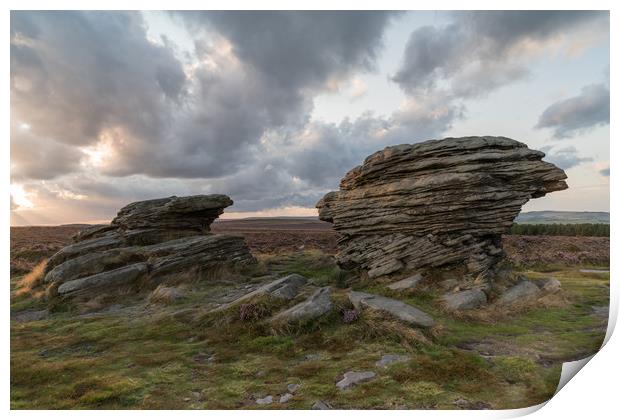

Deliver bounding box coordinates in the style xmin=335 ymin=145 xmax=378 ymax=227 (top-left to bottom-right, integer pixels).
xmin=10 ymin=251 xmax=608 ymax=409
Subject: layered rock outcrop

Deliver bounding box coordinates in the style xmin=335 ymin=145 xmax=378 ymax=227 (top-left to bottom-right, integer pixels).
xmin=317 ymin=136 xmax=568 ymax=279
xmin=44 ymin=195 xmax=256 ymax=300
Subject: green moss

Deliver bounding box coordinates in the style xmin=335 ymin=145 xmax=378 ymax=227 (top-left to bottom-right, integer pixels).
xmin=494 ymin=357 xmax=538 ymax=383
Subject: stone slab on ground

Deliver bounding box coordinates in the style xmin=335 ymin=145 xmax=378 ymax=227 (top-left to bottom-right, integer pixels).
xmin=336 ymin=371 xmax=377 ymax=390
xmin=348 ymin=291 xmax=435 ymax=328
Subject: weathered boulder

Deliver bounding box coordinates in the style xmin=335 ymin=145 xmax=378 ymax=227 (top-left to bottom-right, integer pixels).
xmin=316 ymin=137 xmax=567 ymax=279
xmin=496 ymin=280 xmax=540 ymax=305
xmin=112 ymin=194 xmax=232 ymax=231
xmin=348 ymin=291 xmax=435 ymax=328
xmin=441 ymin=289 xmax=487 ymax=311
xmin=44 ymin=195 xmax=256 ymax=301
xmin=270 ymin=287 xmax=333 ymax=324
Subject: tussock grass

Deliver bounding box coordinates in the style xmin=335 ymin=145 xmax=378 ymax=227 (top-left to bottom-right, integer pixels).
xmin=13 ymin=260 xmax=47 ymax=299
xmin=148 ymin=285 xmax=186 ymax=305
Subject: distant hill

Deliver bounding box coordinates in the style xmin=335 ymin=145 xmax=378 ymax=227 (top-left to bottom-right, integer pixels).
xmin=516 ymin=211 xmax=609 ymax=224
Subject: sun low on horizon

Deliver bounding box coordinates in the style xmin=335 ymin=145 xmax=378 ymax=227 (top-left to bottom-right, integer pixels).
xmin=10 ymin=11 xmax=610 ymax=226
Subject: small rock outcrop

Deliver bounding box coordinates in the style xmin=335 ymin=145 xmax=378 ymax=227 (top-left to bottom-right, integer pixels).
xmin=44 ymin=195 xmax=256 ymax=300
xmin=316 ymin=136 xmax=567 ymax=279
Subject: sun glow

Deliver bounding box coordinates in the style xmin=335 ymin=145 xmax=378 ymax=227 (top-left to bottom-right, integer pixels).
xmin=10 ymin=184 xmax=34 ymax=209
xmin=81 ymin=133 xmax=118 ymax=168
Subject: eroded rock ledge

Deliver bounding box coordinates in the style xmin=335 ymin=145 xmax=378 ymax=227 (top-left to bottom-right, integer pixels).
xmin=44 ymin=195 xmax=256 ymax=300
xmin=316 ymin=136 xmax=568 ymax=279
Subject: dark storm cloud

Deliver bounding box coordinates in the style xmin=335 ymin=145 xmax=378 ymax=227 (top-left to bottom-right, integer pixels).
xmin=11 ymin=11 xmax=399 ymax=181
xmin=179 ymin=11 xmax=396 ymax=92
xmin=10 ymin=11 xmax=609 ymax=222
xmin=10 ymin=123 xmax=84 ymax=180
xmin=540 ymin=145 xmax=592 ymax=170
xmin=535 ymin=83 xmax=610 ymax=139
xmin=11 ymin=11 xmax=186 ymax=152
xmin=392 ymin=11 xmax=607 ymax=97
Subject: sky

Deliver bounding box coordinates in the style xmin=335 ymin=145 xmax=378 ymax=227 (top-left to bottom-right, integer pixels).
xmin=10 ymin=11 xmax=610 ymax=226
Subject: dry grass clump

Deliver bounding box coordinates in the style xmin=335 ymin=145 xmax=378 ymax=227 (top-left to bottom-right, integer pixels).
xmin=449 ymin=291 xmax=570 ymax=323
xmin=148 ymin=285 xmax=187 ymax=305
xmin=352 ymin=308 xmax=432 ymax=349
xmin=13 ymin=260 xmax=47 ymax=299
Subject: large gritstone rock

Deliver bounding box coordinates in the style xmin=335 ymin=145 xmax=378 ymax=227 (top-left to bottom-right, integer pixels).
xmin=317 ymin=137 xmax=567 ymax=279
xmin=44 ymin=195 xmax=256 ymax=300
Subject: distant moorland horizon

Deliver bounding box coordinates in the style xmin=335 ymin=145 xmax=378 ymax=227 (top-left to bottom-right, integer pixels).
xmin=9 ymin=210 xmax=611 ymax=228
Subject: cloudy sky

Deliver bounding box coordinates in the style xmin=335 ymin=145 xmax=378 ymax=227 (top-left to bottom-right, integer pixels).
xmin=10 ymin=10 xmax=610 ymax=226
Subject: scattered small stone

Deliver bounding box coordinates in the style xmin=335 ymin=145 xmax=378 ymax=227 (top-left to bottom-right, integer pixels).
xmin=287 ymin=383 xmax=300 ymax=393
xmin=279 ymin=393 xmax=293 ymax=403
xmin=303 ymin=353 xmax=323 ymax=361
xmin=387 ymin=273 xmax=423 ymax=290
xmin=376 ymin=354 xmax=410 ymax=368
xmin=183 ymin=397 xmax=191 ymax=402
xmin=311 ymin=400 xmax=333 ymax=410
xmin=256 ymin=395 xmax=273 ymax=405
xmin=336 ymin=371 xmax=376 ymax=390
